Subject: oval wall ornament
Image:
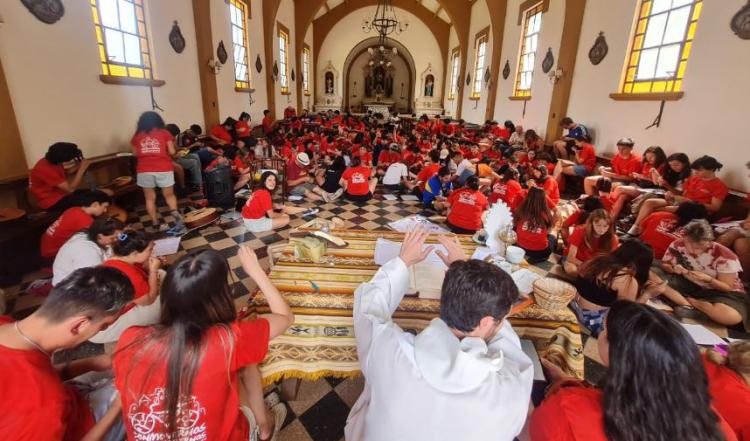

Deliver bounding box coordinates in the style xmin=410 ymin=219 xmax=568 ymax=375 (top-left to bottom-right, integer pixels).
xmin=217 ymin=41 xmax=228 ymax=64
xmin=502 ymin=60 xmax=511 ymax=80
xmin=466 ymin=72 xmax=471 ymax=86
xmin=255 ymin=55 xmax=263 ymax=73
xmin=730 ymin=1 xmax=750 ymax=39
xmin=541 ymin=47 xmax=554 ymax=74
xmin=20 ymin=0 xmax=64 ymax=24
xmin=169 ymin=21 xmax=186 ymax=54
xmin=588 ymin=32 xmax=608 ymax=65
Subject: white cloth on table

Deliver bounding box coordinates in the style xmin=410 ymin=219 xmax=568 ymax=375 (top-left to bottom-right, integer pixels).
xmin=345 ymin=258 xmax=534 ymax=441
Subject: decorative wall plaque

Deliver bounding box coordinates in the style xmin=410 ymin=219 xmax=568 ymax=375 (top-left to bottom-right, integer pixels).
xmin=169 ymin=21 xmax=185 ymax=54
xmin=730 ymin=1 xmax=750 ymax=39
xmin=291 ymin=69 xmax=296 ymax=82
xmin=273 ymin=61 xmax=279 ymax=80
xmin=20 ymin=0 xmax=64 ymax=24
xmin=502 ymin=60 xmax=511 ymax=79
xmin=484 ymin=67 xmax=491 ymax=84
xmin=588 ymin=32 xmax=608 ymax=65
xmin=217 ymin=41 xmax=228 ymax=64
xmin=466 ymin=73 xmax=471 ymax=86
xmin=255 ymin=55 xmax=263 ymax=73
xmin=541 ymin=47 xmax=554 ymax=74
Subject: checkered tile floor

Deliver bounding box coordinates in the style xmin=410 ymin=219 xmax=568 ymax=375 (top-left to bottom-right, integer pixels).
xmin=2 ymin=193 xmax=748 ymax=441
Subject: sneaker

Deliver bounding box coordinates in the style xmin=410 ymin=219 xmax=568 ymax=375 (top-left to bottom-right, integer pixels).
xmin=301 ymin=208 xmax=319 ymax=218
xmin=166 ymin=223 xmax=187 ymax=236
xmin=626 ymin=224 xmax=641 ymax=236
xmin=332 ymin=188 xmax=344 ymax=201
xmin=267 ymin=403 xmax=287 ymax=441
xmin=263 ymin=391 xmax=280 ymax=408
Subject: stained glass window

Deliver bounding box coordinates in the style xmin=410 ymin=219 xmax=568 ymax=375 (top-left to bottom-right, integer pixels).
xmin=229 ymin=0 xmax=251 ymax=90
xmin=90 ymin=0 xmax=153 ymax=80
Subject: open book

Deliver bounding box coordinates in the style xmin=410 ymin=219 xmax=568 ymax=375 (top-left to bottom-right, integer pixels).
xmin=406 ymin=262 xmax=446 ymax=299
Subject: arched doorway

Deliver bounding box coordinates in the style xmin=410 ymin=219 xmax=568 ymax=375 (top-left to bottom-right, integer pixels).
xmin=342 ymin=37 xmax=416 ymax=114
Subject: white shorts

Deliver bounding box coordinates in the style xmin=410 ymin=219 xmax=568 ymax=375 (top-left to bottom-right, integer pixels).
xmin=137 ymin=171 xmax=175 ymax=188
xmin=244 ymin=216 xmax=273 ymax=233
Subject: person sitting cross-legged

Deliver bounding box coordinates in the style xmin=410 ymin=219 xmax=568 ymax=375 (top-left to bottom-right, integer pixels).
xmin=346 ymin=230 xmax=533 ymax=441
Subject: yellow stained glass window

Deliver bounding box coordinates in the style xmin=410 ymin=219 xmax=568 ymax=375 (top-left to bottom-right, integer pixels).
xmin=513 ymin=3 xmax=543 ymax=98
xmin=620 ymin=0 xmax=702 ymax=94
xmin=90 ymin=0 xmax=153 ymax=80
xmin=448 ymin=48 xmax=460 ymax=100
xmin=278 ymin=27 xmax=289 ymax=94
xmin=471 ymin=35 xmax=488 ymax=99
xmin=230 ymin=0 xmax=251 ymax=89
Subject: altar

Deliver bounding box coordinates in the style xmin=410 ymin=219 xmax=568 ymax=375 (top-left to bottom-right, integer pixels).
xmin=363 ymin=100 xmax=393 ymax=115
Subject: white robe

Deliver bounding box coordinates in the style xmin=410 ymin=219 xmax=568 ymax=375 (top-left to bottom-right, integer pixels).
xmin=345 ymin=257 xmax=534 ymax=441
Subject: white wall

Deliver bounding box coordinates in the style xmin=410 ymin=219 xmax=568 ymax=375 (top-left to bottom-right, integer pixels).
xmin=274 ymin=0 xmax=296 ymax=118
xmin=0 ymin=0 xmax=203 ymax=161
xmin=443 ymin=25 xmax=460 ymax=116
xmin=460 ymin=0 xmax=492 ymax=124
xmin=567 ymin=0 xmax=750 ymax=192
xmin=316 ymin=6 xmax=444 ymax=110
xmin=492 ymin=0 xmax=564 ymax=132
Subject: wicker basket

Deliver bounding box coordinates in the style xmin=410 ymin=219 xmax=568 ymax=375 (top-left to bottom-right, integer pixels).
xmin=533 ymin=278 xmax=577 ymax=312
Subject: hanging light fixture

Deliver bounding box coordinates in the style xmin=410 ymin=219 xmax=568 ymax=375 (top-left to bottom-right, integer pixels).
xmin=362 ymin=0 xmax=409 ymax=42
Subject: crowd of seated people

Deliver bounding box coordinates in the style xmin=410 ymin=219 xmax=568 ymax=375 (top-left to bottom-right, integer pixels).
xmin=11 ymin=105 xmax=750 ymax=441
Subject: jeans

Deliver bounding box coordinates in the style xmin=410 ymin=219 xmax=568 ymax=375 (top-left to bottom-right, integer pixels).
xmin=176 ymin=153 xmax=203 ymax=186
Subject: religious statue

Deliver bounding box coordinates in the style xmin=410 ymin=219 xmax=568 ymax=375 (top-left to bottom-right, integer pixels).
xmin=325 ymin=72 xmax=334 ymax=94
xmin=424 ymin=74 xmax=435 ymax=97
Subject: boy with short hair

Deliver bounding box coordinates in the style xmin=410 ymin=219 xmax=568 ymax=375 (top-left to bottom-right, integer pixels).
xmin=40 ymin=190 xmax=111 ymax=259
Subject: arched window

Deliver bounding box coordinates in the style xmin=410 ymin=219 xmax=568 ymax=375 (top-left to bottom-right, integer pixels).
xmin=278 ymin=23 xmax=290 ymax=94
xmin=513 ymin=2 xmax=543 ymax=98
xmin=229 ymin=0 xmax=251 ymax=90
xmin=470 ymin=28 xmax=489 ymax=100
xmin=448 ymin=47 xmax=460 ymax=100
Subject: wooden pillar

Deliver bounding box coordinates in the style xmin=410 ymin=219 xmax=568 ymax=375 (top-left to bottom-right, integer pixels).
xmin=192 ymin=0 xmax=220 ymax=131
xmin=485 ymin=1 xmax=509 ymax=122
xmin=0 ymin=57 xmax=28 ymax=180
xmin=544 ymin=0 xmax=587 ymax=144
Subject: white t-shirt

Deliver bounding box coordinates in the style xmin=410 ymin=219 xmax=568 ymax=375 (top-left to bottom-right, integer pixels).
xmin=383 ymin=163 xmax=408 ymax=186
xmin=52 ymin=232 xmax=111 ymax=285
xmin=456 ymin=159 xmax=473 ymax=177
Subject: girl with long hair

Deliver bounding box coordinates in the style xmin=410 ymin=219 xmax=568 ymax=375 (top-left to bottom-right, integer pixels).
xmin=241 ymin=171 xmax=311 ymax=233
xmin=704 ymin=341 xmax=750 ymax=440
xmin=560 ymin=196 xmax=605 ymax=244
xmin=514 ymin=187 xmax=555 ymax=264
xmin=563 ymin=209 xmax=619 ymax=276
xmin=572 ymin=240 xmax=665 ymax=336
xmin=489 ymin=167 xmax=522 ymax=207
xmin=530 ymin=301 xmax=735 ymax=441
xmin=114 ymin=246 xmax=294 ymax=441
xmin=608 ymin=145 xmax=668 ymax=219
xmin=132 ymin=111 xmax=183 ymax=234
xmin=529 ymin=164 xmax=560 ymax=209
xmin=94 ymin=230 xmax=161 ymax=343
xmin=446 ymin=175 xmax=489 ymax=235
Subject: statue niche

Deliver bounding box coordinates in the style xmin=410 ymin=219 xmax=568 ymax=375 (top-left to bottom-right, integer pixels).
xmin=365 ymin=65 xmax=394 ymax=101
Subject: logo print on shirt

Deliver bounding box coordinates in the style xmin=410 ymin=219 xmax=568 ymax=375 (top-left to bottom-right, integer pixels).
xmin=129 ymin=387 xmax=208 ymax=440
xmin=458 ymin=192 xmax=477 ymax=206
xmin=140 ymin=137 xmax=162 ymax=155
xmin=352 ymin=173 xmax=366 ymax=184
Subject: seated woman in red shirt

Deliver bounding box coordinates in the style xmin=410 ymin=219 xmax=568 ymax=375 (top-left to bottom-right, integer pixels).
xmin=563 ymin=209 xmax=618 ymax=276
xmin=29 ymin=142 xmax=94 ymax=212
xmin=704 ymin=342 xmax=750 ymax=441
xmin=583 ymin=137 xmax=642 ymax=196
xmin=235 ymin=112 xmax=252 ymax=145
xmin=529 ymin=164 xmax=560 ymax=210
xmin=113 ymin=246 xmax=294 ymax=441
xmin=210 ymin=117 xmax=237 ymax=146
xmin=553 ymin=134 xmax=597 ymax=185
xmin=628 ymin=155 xmax=728 ymax=236
xmin=341 ymin=157 xmax=378 ymax=203
xmin=446 ymin=176 xmax=489 ymax=235
xmin=93 ymin=230 xmax=160 ymax=344
xmin=489 ymin=168 xmax=522 ymax=207
xmin=608 ymin=145 xmax=668 ymax=220
xmin=639 ymin=201 xmax=707 ymax=259
xmin=242 ymin=171 xmax=309 ymax=233
xmin=514 ymin=187 xmax=555 ymax=264
xmin=560 ymin=196 xmax=605 ymax=244
xmin=531 ymin=301 xmax=737 ymax=441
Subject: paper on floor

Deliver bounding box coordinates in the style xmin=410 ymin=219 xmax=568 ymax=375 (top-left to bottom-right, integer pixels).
xmin=382 ymin=194 xmax=399 ymax=201
xmin=153 ymin=237 xmax=181 ymax=257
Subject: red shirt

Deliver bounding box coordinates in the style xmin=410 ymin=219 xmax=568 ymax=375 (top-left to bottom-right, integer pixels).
xmin=564 ymin=225 xmax=619 ymax=262
xmin=516 ymin=219 xmax=550 ymax=251
xmin=563 ymin=210 xmax=584 ymax=229
xmin=683 ymin=176 xmax=729 ymax=207
xmin=640 ymin=211 xmax=683 ymax=259
xmin=611 ymin=154 xmax=642 ymax=178
xmin=531 ymin=386 xmax=738 ymax=441
xmin=241 ymin=189 xmax=272 ymax=220
xmin=102 ymin=259 xmax=150 ymax=314
xmin=286 ymin=159 xmax=308 ymax=188
xmin=131 ymin=128 xmax=175 ymax=173
xmin=378 ymin=151 xmax=400 ymax=166
xmin=703 ymin=356 xmax=750 ymax=441
xmin=40 ymin=207 xmax=94 ymax=258
xmin=490 ymin=179 xmax=522 ymax=206
xmin=114 ymin=319 xmax=270 ymax=441
xmin=417 ymin=164 xmax=440 ymax=190
xmin=577 ymin=143 xmax=597 ymax=173
xmin=29 ymin=158 xmax=68 ymax=209
xmin=210 ymin=125 xmax=233 ymax=144
xmin=342 ymin=166 xmax=372 ymax=195
xmin=447 ymin=189 xmax=488 ymax=231
xmin=355 ymin=151 xmax=373 ymax=166
xmin=542 ymin=178 xmax=560 ymax=209
xmin=235 ymin=121 xmax=251 ymax=138
xmin=492 ymin=126 xmax=510 ymax=140
xmin=262 ymin=116 xmax=274 ymax=134
xmin=0 ymin=316 xmax=95 ymax=441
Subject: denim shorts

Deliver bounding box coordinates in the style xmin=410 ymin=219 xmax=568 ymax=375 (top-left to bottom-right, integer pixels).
xmin=572 ymin=165 xmax=589 ymax=177
xmin=571 ymin=299 xmax=609 ymax=337
xmin=137 ymin=171 xmax=175 ymax=188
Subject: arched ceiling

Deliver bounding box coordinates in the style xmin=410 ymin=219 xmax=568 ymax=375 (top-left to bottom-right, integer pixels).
xmin=313 ymin=0 xmax=453 ymax=24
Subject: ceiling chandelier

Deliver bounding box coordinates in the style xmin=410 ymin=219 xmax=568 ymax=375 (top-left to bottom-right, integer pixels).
xmin=367 ymin=45 xmax=398 ymax=68
xmin=361 ymin=0 xmax=409 ymax=42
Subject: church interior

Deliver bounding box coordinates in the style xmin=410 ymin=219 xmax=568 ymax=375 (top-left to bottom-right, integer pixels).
xmin=1 ymin=0 xmax=749 ymax=440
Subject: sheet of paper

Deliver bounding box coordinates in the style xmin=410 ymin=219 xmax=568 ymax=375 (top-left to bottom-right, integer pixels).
xmin=681 ymin=323 xmax=726 ymax=346
xmin=520 ymin=339 xmax=545 ymax=381
xmin=152 ymin=237 xmax=181 ymax=257
xmin=470 ymin=246 xmax=495 ymax=261
xmin=382 ymin=194 xmax=399 ymax=201
xmin=387 ymin=216 xmax=449 ymax=234
xmin=399 ymin=194 xmax=420 ymax=201
xmin=374 ymin=238 xmax=448 ymax=270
